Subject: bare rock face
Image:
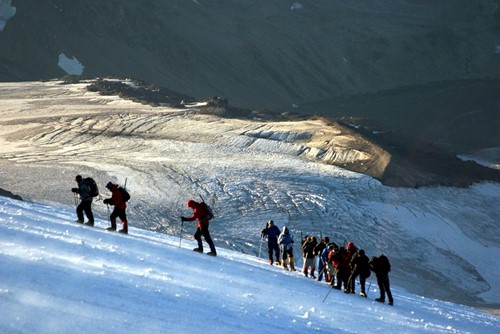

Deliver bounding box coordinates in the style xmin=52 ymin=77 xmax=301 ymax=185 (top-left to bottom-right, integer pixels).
xmin=0 ymin=188 xmax=22 ymax=201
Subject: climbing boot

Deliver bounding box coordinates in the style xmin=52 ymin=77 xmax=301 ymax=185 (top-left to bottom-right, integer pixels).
xmin=289 ymin=257 xmax=296 ymax=271
xmin=118 ymin=222 xmax=128 ymax=234
xmin=282 ymin=260 xmax=288 ymax=271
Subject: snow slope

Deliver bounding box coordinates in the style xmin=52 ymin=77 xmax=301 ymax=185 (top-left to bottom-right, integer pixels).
xmin=1 ymin=196 xmax=499 ymax=334
xmin=0 ymin=80 xmax=499 ymax=311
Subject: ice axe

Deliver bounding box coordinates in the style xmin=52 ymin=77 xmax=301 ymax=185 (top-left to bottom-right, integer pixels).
xmin=199 ymin=194 xmax=205 ymax=203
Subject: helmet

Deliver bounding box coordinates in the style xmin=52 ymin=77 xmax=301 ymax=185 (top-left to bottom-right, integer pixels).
xmin=187 ymin=200 xmax=196 ymax=208
xmin=75 ymin=175 xmax=82 ymax=182
xmin=268 ymin=220 xmax=274 ymax=226
xmin=106 ymin=182 xmax=114 ymax=190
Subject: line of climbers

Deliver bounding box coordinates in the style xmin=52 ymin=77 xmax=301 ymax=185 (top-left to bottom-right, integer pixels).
xmin=72 ymin=174 xmax=391 ymax=304
xmin=71 ymin=175 xmax=130 ymax=234
xmin=261 ymin=220 xmax=394 ymax=306
xmin=70 ymin=174 xmax=217 ymax=256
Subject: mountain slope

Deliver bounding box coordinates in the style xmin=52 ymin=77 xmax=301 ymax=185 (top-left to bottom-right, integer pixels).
xmin=2 ymin=0 xmax=499 ymax=107
xmin=1 ymin=195 xmax=499 ymax=333
xmin=0 ymin=80 xmax=499 ymax=310
xmin=1 ymin=0 xmax=499 ymax=159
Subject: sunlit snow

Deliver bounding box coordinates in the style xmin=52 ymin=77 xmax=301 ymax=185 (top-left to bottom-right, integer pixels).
xmin=0 ymin=197 xmax=498 ymax=333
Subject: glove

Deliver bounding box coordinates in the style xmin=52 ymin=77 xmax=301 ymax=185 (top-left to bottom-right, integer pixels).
xmin=181 ymin=217 xmax=187 ymax=222
xmin=103 ymin=198 xmax=111 ymax=205
xmin=71 ymin=188 xmax=78 ymax=193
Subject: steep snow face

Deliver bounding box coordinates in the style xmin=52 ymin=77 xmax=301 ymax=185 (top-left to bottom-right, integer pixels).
xmin=1 ymin=196 xmax=499 ymax=334
xmin=0 ymin=81 xmax=499 ymax=310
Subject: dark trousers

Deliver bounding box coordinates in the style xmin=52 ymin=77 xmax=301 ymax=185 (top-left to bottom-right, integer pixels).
xmin=348 ymin=270 xmax=368 ymax=293
xmin=194 ymin=224 xmax=216 ymax=252
xmin=347 ymin=271 xmax=358 ymax=293
xmin=317 ymin=260 xmax=326 ymax=281
xmin=267 ymin=240 xmax=280 ymax=262
xmin=77 ymin=200 xmax=94 ymax=223
xmin=281 ymin=246 xmax=293 ymax=260
xmin=110 ymin=208 xmax=127 ymax=228
xmin=359 ymin=274 xmax=367 ymax=294
xmin=376 ymin=273 xmax=393 ymax=303
xmin=334 ymin=268 xmax=349 ymax=290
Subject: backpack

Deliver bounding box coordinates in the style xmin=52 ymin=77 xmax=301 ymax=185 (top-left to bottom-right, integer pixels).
xmin=378 ymin=254 xmax=391 ymax=272
xmin=200 ymin=201 xmax=214 ymax=221
xmin=119 ymin=187 xmax=130 ymax=202
xmin=83 ymin=177 xmax=99 ymax=197
xmin=279 ymin=233 xmax=294 ymax=250
xmin=356 ymin=254 xmax=371 ymax=278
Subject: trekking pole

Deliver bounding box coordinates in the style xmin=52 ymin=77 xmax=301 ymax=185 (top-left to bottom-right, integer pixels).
xmin=106 ymin=204 xmax=112 ymax=229
xmin=317 ymin=266 xmax=326 ymax=281
xmin=258 ymin=235 xmax=264 ymax=258
xmin=322 ymin=284 xmax=334 ymax=303
xmin=367 ymin=274 xmax=374 ymax=294
xmin=179 ymin=219 xmax=183 ymax=248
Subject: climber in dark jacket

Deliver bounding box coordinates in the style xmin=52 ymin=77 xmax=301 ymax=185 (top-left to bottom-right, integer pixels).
xmin=347 ymin=249 xmax=371 ymax=296
xmin=261 ymin=220 xmax=281 ymax=265
xmin=314 ymin=237 xmax=329 ymax=282
xmin=71 ymin=175 xmax=95 ymax=226
xmin=369 ymin=254 xmax=394 ymax=306
xmin=301 ymin=235 xmax=317 ymax=278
